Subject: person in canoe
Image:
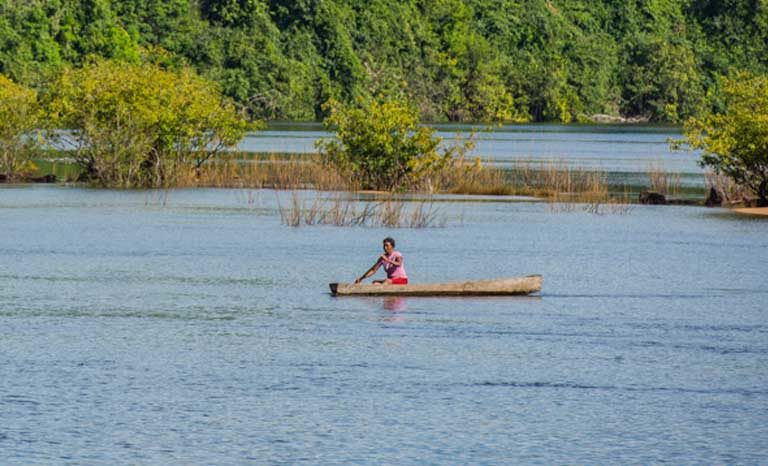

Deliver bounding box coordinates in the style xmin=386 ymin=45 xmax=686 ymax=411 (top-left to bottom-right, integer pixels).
xmin=355 ymin=237 xmax=408 ymax=285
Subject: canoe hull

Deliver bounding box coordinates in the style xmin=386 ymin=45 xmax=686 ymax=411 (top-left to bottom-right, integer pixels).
xmin=329 ymin=275 xmax=542 ymax=297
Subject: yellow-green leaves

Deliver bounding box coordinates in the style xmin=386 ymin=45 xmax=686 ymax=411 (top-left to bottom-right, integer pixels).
xmin=43 ymin=59 xmax=255 ymax=187
xmin=683 ymin=73 xmax=768 ymax=204
xmin=0 ymin=75 xmax=42 ymax=180
xmin=317 ymin=96 xmax=472 ymax=191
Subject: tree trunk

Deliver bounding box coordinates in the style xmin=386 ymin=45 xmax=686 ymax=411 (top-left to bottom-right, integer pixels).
xmin=758 ymin=179 xmax=768 ymax=207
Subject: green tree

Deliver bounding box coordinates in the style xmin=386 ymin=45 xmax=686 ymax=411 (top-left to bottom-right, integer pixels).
xmin=416 ymin=0 xmax=519 ymax=122
xmin=2 ymin=0 xmax=768 ymax=124
xmin=621 ymin=32 xmax=705 ymax=121
xmin=682 ymin=73 xmax=768 ymax=205
xmin=317 ymin=96 xmax=470 ymax=191
xmin=0 ymin=74 xmax=42 ymax=181
xmin=44 ymin=58 xmax=253 ymax=187
xmin=0 ymin=0 xmax=64 ymax=84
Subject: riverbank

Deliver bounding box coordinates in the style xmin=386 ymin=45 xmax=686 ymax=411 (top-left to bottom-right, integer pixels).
xmin=733 ymin=207 xmax=768 ymax=216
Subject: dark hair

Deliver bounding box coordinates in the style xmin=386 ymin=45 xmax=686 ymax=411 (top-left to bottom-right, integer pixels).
xmin=383 ymin=237 xmax=395 ymax=248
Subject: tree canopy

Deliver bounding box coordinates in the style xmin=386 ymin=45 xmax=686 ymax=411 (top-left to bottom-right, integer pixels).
xmin=318 ymin=96 xmax=471 ymax=191
xmin=0 ymin=74 xmax=42 ymax=180
xmin=682 ymin=73 xmax=768 ymax=206
xmin=43 ymin=58 xmax=252 ymax=187
xmin=1 ymin=0 xmax=767 ymax=123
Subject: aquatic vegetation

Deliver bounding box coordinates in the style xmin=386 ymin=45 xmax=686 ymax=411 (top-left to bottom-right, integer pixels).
xmin=432 ymin=158 xmax=514 ymax=196
xmin=23 ymin=147 xmax=651 ymax=213
xmin=508 ymin=161 xmax=610 ymax=199
xmin=174 ymin=154 xmax=352 ymax=191
xmin=43 ymin=59 xmax=254 ymax=188
xmin=646 ymin=162 xmax=681 ymax=195
xmin=0 ymin=75 xmax=43 ymax=181
xmin=424 ymin=159 xmax=624 ymax=201
xmin=278 ymin=192 xmax=445 ymax=228
xmin=681 ymin=73 xmax=768 ymax=206
xmin=548 ymin=185 xmax=633 ymax=215
xmin=316 ymin=96 xmax=474 ymax=191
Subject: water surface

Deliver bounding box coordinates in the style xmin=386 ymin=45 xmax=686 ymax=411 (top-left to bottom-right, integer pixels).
xmin=44 ymin=124 xmax=704 ymax=190
xmin=1 ymin=186 xmax=766 ymax=464
xmin=244 ymin=123 xmax=702 ymax=187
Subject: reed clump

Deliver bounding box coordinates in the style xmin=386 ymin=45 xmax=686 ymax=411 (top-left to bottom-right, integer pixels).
xmin=547 ymin=182 xmax=632 ymax=215
xmin=512 ymin=161 xmax=608 ymax=198
xmin=646 ymin=162 xmax=681 ymax=195
xmin=174 ymin=153 xmax=353 ymax=191
xmin=425 ymin=158 xmax=614 ymax=200
xmin=155 ymin=153 xmax=634 ymax=215
xmin=278 ymin=192 xmax=445 ymax=228
xmin=583 ymin=188 xmax=633 ymax=215
xmin=425 ymin=157 xmax=513 ymax=195
xmin=413 ymin=158 xmax=635 ymax=214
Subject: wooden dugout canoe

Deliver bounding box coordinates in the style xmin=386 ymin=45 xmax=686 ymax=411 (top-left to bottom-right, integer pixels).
xmin=329 ymin=275 xmax=542 ymax=297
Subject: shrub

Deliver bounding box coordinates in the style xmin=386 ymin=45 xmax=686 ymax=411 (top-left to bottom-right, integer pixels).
xmin=44 ymin=58 xmax=254 ymax=187
xmin=316 ymin=96 xmax=472 ymax=191
xmin=0 ymin=74 xmax=42 ymax=181
xmin=681 ymin=73 xmax=768 ymax=206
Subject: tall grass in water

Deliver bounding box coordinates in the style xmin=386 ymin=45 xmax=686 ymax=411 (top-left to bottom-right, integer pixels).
xmin=428 ymin=159 xmax=610 ymax=198
xmin=427 ymin=157 xmax=513 ymax=195
xmin=513 ymin=161 xmax=609 ymax=198
xmin=172 ymin=153 xmax=630 ymax=215
xmin=427 ymin=159 xmax=631 ymax=213
xmin=175 ymin=154 xmax=352 ymax=191
xmin=646 ymin=162 xmax=681 ymax=195
xmin=278 ymin=192 xmax=445 ymax=228
xmin=517 ymin=162 xmax=631 ymax=214
xmin=583 ymin=188 xmax=633 ymax=215
xmin=547 ymin=181 xmax=632 ymax=215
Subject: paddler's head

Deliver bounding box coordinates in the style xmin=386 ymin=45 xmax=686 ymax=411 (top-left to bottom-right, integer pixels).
xmin=382 ymin=237 xmax=395 ymax=254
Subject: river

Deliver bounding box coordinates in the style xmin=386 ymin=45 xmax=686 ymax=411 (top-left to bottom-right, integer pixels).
xmin=45 ymin=124 xmax=704 ymax=191
xmin=243 ymin=123 xmax=703 ymax=189
xmin=1 ymin=185 xmax=766 ymax=464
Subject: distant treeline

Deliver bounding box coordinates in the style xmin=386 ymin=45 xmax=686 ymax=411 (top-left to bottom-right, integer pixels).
xmin=1 ymin=0 xmax=766 ymax=123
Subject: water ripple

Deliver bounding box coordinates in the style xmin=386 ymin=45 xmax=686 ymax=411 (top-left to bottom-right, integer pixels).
xmin=0 ymin=273 xmax=274 ymax=287
xmin=471 ymin=381 xmax=768 ymax=397
xmin=2 ymin=395 xmax=41 ymax=407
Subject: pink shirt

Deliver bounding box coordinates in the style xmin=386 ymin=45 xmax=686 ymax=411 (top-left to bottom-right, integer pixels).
xmin=378 ymin=251 xmax=407 ymax=279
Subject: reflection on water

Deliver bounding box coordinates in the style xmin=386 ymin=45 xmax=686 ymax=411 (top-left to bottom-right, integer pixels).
xmin=379 ymin=297 xmax=408 ymax=323
xmin=382 ymin=296 xmax=408 ymax=312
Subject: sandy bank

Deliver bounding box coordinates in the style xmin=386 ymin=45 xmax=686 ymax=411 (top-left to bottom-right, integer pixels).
xmin=732 ymin=207 xmax=768 ymax=216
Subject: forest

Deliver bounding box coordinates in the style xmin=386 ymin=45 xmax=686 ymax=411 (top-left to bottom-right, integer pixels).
xmin=1 ymin=0 xmax=767 ymax=123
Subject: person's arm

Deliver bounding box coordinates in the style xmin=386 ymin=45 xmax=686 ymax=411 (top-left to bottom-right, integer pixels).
xmin=378 ymin=254 xmax=402 ymax=267
xmin=355 ymin=259 xmax=382 ymax=283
